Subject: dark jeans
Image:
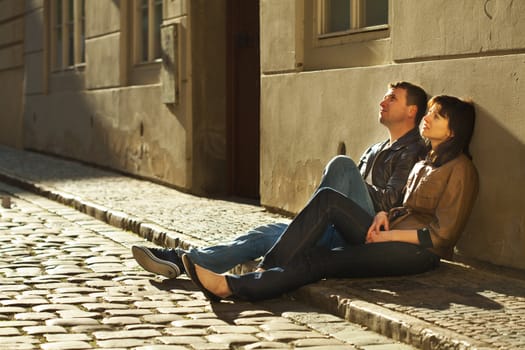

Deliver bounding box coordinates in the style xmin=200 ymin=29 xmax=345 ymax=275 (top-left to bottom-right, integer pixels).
xmin=226 ymin=188 xmax=440 ymax=301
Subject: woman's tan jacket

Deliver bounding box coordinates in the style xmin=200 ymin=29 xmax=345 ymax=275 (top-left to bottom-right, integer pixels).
xmin=389 ymin=154 xmax=479 ymax=260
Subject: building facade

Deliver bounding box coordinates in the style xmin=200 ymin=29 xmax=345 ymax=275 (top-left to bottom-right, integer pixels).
xmin=0 ymin=0 xmax=524 ymax=270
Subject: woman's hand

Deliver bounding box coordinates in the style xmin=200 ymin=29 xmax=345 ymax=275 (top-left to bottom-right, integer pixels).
xmin=366 ymin=229 xmax=393 ymax=243
xmin=366 ymin=211 xmax=390 ymax=243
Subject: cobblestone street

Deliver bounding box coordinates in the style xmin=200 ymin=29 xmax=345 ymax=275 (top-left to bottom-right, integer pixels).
xmin=0 ymin=181 xmax=415 ymax=350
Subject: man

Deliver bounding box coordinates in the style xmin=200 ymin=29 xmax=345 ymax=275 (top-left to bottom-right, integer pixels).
xmin=132 ymin=81 xmax=428 ymax=278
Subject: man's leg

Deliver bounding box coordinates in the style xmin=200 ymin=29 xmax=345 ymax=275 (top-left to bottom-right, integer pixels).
xmin=315 ymin=155 xmax=375 ymax=216
xmin=299 ymin=155 xmax=376 ymax=251
xmin=133 ymin=222 xmax=288 ymax=276
xmin=134 ymin=156 xmax=371 ymax=277
xmin=180 ymin=222 xmax=289 ymax=273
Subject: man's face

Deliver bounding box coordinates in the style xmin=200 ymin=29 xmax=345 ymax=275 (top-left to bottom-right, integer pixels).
xmin=378 ymin=88 xmax=412 ymax=126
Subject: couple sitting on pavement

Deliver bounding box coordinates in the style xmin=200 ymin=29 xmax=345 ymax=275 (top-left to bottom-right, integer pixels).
xmin=132 ymin=81 xmax=479 ymax=302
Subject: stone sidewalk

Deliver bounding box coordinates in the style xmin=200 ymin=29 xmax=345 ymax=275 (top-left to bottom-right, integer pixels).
xmin=0 ymin=180 xmax=416 ymax=349
xmin=0 ymin=145 xmax=525 ymax=349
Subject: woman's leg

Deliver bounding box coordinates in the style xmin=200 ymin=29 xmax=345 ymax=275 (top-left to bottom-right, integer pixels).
xmin=227 ymin=243 xmax=440 ymax=301
xmin=318 ymin=242 xmax=440 ymax=279
xmin=260 ymin=188 xmax=373 ymax=270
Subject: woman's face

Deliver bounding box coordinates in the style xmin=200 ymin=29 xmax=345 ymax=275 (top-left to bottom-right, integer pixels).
xmin=421 ymin=104 xmax=453 ymax=147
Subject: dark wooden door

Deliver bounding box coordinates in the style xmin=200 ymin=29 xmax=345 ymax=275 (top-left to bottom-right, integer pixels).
xmin=227 ymin=0 xmax=260 ymax=199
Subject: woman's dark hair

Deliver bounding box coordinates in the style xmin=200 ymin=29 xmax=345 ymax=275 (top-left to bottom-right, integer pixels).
xmin=425 ymin=95 xmax=476 ymax=167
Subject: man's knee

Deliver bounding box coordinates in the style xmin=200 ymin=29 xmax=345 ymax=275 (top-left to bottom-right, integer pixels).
xmin=315 ymin=187 xmax=340 ymax=203
xmin=324 ymin=155 xmax=358 ymax=174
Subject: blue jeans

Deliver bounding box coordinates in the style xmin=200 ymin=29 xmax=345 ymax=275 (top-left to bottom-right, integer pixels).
xmin=178 ymin=156 xmax=375 ymax=273
xmin=226 ymin=188 xmax=440 ymax=301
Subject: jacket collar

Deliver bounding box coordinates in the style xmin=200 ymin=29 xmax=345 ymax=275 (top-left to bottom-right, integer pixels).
xmin=388 ymin=127 xmax=423 ymax=151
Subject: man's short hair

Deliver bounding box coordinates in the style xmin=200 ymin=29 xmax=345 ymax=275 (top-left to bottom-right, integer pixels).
xmin=389 ymin=81 xmax=428 ymax=126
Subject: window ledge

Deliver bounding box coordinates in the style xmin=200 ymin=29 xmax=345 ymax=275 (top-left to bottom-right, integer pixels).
xmin=313 ymin=26 xmax=389 ymax=49
xmin=129 ymin=60 xmax=162 ymax=85
xmin=318 ymin=24 xmax=389 ymax=40
xmin=51 ymin=63 xmax=86 ymax=74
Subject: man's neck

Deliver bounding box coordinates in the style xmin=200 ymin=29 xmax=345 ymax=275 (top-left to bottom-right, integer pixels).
xmin=388 ymin=125 xmax=415 ymax=144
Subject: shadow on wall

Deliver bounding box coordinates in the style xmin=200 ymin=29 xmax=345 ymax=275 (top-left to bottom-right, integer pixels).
xmin=457 ymin=104 xmax=525 ymax=269
xmin=0 ymin=144 xmax=121 ymax=183
xmin=18 ymin=1 xmax=187 ymax=190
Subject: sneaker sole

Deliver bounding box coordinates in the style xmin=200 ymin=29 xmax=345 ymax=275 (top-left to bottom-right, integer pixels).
xmin=132 ymin=245 xmax=181 ymax=278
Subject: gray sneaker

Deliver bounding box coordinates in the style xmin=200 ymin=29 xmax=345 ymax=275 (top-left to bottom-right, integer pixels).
xmin=132 ymin=245 xmax=184 ymax=278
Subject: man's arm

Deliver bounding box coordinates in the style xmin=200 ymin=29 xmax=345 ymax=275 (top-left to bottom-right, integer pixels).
xmin=366 ymin=146 xmax=421 ymax=211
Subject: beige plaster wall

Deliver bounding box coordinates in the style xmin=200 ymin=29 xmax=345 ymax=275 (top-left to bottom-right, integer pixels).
xmin=24 ymin=5 xmax=44 ymax=96
xmin=24 ymin=84 xmax=188 ymax=188
xmin=0 ymin=0 xmax=24 ymax=22
xmin=85 ymin=1 xmax=121 ymax=89
xmin=86 ymin=0 xmax=120 ymax=37
xmin=0 ymin=69 xmax=24 ymax=148
xmin=392 ymin=0 xmax=525 ymax=60
xmin=85 ymin=33 xmax=121 ymax=89
xmin=164 ymin=0 xmax=187 ymax=18
xmin=25 ymin=51 xmax=44 ymax=95
xmin=259 ymin=0 xmax=525 ymax=270
xmin=0 ymin=1 xmax=25 ymax=148
xmin=260 ymin=0 xmax=301 ymax=73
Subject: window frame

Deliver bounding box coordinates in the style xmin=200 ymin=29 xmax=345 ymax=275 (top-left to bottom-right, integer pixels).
xmin=316 ymin=0 xmax=389 ymax=43
xmin=49 ymin=0 xmax=85 ymax=71
xmin=123 ymin=0 xmax=163 ymax=86
xmin=131 ymin=0 xmax=163 ymax=65
xmin=302 ymin=0 xmax=391 ymax=71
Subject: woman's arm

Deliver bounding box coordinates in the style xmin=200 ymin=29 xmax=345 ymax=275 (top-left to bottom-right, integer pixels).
xmin=366 ymin=211 xmax=419 ymax=244
xmin=366 ymin=229 xmax=419 ymax=244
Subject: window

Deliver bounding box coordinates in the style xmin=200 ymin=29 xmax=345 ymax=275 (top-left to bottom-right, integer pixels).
xmin=132 ymin=0 xmax=163 ymax=64
xmin=318 ymin=0 xmax=388 ymax=38
xmin=50 ymin=0 xmax=85 ymax=70
xmin=302 ymin=0 xmax=391 ymax=70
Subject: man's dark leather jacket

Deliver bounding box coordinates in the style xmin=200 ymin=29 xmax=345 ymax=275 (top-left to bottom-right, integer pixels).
xmin=357 ymin=127 xmax=426 ymax=212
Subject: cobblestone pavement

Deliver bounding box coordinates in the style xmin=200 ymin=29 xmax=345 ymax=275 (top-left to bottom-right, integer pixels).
xmin=0 ymin=181 xmax=417 ymax=350
xmin=1 ymin=147 xmax=525 ymax=349
xmin=0 ymin=146 xmax=288 ymax=247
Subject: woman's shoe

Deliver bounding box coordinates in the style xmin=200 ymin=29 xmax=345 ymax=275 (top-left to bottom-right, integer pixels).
xmin=182 ymin=254 xmax=222 ymax=302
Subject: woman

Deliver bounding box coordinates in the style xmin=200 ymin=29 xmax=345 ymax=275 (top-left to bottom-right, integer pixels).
xmin=183 ymin=95 xmax=479 ymax=302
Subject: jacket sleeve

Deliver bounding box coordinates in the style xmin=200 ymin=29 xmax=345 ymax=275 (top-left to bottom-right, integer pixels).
xmin=357 ymin=146 xmax=374 ymax=175
xmin=427 ymin=160 xmax=479 ymax=251
xmin=366 ymin=145 xmax=421 ymax=212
